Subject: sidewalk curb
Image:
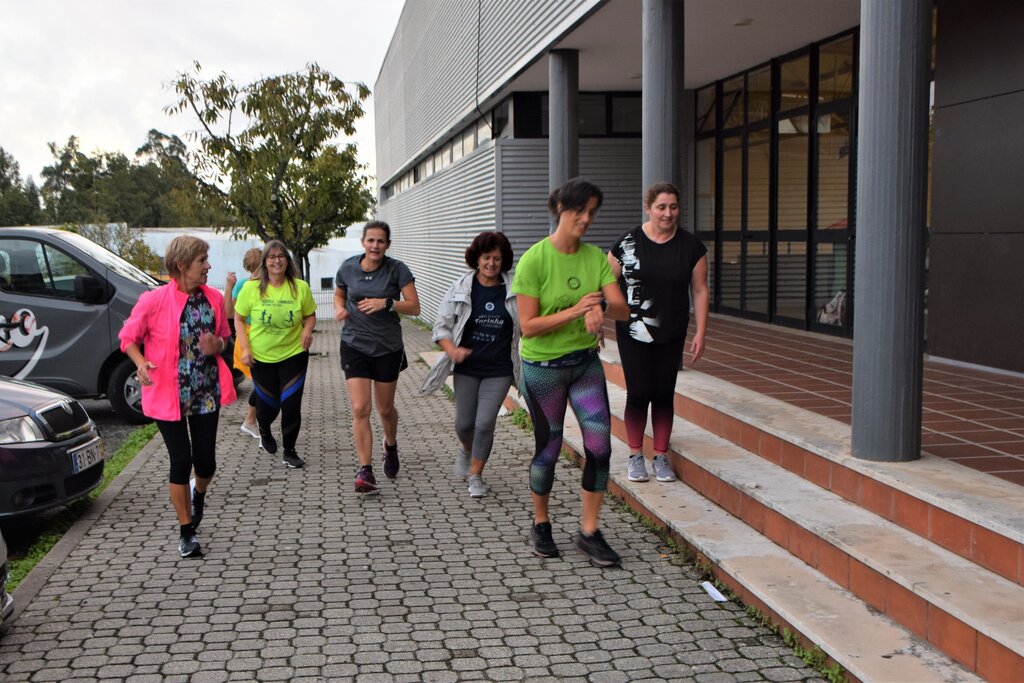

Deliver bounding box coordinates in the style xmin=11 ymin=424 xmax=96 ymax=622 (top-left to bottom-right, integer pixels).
xmin=6 ymin=431 xmax=164 ymax=627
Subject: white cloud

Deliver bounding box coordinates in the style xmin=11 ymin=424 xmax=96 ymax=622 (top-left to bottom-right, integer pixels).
xmin=0 ymin=0 xmax=404 ymax=185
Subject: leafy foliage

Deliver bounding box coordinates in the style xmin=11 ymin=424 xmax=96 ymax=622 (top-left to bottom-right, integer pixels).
xmin=0 ymin=147 xmax=44 ymax=226
xmin=166 ymin=62 xmax=375 ymax=278
xmin=63 ymin=222 xmax=162 ymax=273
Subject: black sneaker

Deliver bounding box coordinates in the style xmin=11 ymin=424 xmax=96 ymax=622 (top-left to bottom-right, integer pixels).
xmin=530 ymin=521 xmax=560 ymax=558
xmin=191 ymin=489 xmax=205 ymax=529
xmin=574 ymin=529 xmax=621 ymax=567
xmin=282 ymin=449 xmax=305 ymax=469
xmin=382 ymin=437 xmax=399 ymax=479
xmin=259 ymin=430 xmax=278 ymax=455
xmin=179 ymin=532 xmax=202 ymax=558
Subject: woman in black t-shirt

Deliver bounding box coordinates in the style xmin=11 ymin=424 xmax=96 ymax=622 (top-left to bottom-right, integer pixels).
xmin=608 ymin=182 xmax=709 ymax=484
xmin=420 ymin=231 xmax=520 ymax=499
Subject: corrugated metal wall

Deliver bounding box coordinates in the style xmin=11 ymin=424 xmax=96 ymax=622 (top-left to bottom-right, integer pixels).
xmin=375 ymin=0 xmax=600 ymax=184
xmin=497 ymin=137 xmax=643 ymax=257
xmin=378 ymin=144 xmax=498 ymax=324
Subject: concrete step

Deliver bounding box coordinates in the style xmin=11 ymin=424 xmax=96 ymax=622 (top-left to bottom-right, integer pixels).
xmin=498 ymin=383 xmax=986 ymax=683
xmin=598 ymin=345 xmax=1024 ymax=587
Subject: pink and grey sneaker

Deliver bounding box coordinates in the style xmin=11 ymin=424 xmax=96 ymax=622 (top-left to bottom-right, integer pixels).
xmin=355 ymin=465 xmax=379 ymax=494
xmin=382 ymin=438 xmax=400 ymax=479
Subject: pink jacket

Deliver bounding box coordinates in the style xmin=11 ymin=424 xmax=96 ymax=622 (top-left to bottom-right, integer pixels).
xmin=119 ymin=283 xmax=237 ymax=421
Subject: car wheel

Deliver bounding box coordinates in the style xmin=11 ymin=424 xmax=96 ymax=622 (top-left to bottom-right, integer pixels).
xmin=108 ymin=358 xmax=150 ymax=424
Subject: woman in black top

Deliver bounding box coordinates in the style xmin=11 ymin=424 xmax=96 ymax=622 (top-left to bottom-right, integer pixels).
xmin=608 ymin=182 xmax=709 ymax=483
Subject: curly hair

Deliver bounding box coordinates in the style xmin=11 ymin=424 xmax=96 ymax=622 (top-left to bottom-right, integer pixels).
xmin=464 ymin=231 xmax=513 ymax=272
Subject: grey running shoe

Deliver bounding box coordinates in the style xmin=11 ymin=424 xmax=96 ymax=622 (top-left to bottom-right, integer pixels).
xmin=453 ymin=448 xmax=471 ymax=478
xmin=652 ymin=454 xmax=677 ymax=482
xmin=178 ymin=532 xmax=202 ymax=558
xmin=282 ymin=449 xmax=305 ymax=469
xmin=574 ymin=529 xmax=621 ymax=567
xmin=627 ymin=453 xmax=649 ymax=482
xmin=239 ymin=421 xmax=260 ymax=439
xmin=467 ymin=474 xmax=488 ymax=498
xmin=530 ymin=521 xmax=559 ymax=558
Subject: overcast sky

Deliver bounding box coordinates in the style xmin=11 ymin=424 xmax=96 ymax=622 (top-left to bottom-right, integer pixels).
xmin=0 ymin=0 xmax=405 ymax=186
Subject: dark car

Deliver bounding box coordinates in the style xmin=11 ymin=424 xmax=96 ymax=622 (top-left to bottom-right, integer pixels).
xmin=0 ymin=530 xmax=12 ymax=627
xmin=0 ymin=376 xmax=104 ymax=518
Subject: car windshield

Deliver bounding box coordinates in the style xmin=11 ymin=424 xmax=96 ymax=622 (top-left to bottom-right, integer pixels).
xmin=53 ymin=231 xmax=162 ymax=288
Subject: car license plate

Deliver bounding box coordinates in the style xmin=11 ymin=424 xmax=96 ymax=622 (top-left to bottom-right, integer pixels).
xmin=69 ymin=439 xmax=104 ymax=474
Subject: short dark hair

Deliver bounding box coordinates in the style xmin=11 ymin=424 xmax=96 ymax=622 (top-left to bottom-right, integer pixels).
xmin=363 ymin=220 xmax=391 ymax=242
xmin=465 ymin=231 xmax=514 ymax=272
xmin=644 ymin=181 xmax=680 ymax=208
xmin=547 ymin=177 xmax=604 ymax=216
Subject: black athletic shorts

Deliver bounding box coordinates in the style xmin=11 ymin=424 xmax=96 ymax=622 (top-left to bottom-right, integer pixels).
xmin=340 ymin=342 xmax=408 ymax=382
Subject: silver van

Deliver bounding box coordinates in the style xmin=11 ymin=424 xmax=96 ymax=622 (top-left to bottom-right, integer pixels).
xmin=0 ymin=227 xmax=160 ymax=423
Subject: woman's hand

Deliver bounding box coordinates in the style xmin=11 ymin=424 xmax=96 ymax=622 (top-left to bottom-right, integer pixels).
xmin=301 ymin=328 xmax=314 ymax=351
xmin=689 ymin=332 xmax=706 ymax=364
xmin=225 ymin=271 xmax=237 ymax=291
xmin=334 ymin=307 xmax=349 ymax=321
xmin=135 ymin=360 xmax=157 ymax=386
xmin=240 ymin=349 xmax=253 ymax=367
xmin=356 ymin=297 xmax=388 ymax=315
xmin=198 ymin=331 xmax=223 ymax=356
xmin=572 ymin=292 xmax=604 ymax=320
xmin=583 ymin=306 xmax=605 ymax=336
xmin=447 ymin=346 xmax=472 ymax=364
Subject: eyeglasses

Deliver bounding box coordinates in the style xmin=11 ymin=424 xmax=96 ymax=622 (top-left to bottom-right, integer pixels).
xmin=266 ymin=254 xmax=288 ymax=261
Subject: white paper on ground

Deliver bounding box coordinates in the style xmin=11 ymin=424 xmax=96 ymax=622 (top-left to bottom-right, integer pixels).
xmin=701 ymin=581 xmax=728 ymax=602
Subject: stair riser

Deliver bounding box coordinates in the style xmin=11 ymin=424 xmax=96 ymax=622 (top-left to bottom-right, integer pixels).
xmin=602 ymin=361 xmax=1024 ymax=586
xmin=607 ymin=416 xmax=1024 ymax=679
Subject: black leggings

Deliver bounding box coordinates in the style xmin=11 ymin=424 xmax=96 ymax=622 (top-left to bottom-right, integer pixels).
xmin=616 ymin=333 xmax=686 ymax=453
xmin=156 ymin=411 xmax=219 ymax=485
xmin=250 ymin=351 xmax=309 ymax=451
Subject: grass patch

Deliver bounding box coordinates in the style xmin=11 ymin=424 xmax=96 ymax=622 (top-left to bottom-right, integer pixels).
xmin=510 ymin=407 xmax=533 ymax=432
xmin=6 ymin=423 xmax=158 ymax=591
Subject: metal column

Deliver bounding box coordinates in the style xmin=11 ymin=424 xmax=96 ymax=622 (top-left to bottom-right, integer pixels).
xmin=852 ymin=0 xmax=932 ymax=462
xmin=642 ymin=0 xmax=684 ymax=194
xmin=549 ymin=48 xmax=579 ymax=203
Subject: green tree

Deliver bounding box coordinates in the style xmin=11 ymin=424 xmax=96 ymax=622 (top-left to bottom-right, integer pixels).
xmin=166 ymin=62 xmax=375 ymax=278
xmin=0 ymin=147 xmax=43 ymax=226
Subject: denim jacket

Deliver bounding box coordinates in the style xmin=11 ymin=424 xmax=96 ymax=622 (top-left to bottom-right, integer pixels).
xmin=419 ymin=270 xmax=521 ymax=395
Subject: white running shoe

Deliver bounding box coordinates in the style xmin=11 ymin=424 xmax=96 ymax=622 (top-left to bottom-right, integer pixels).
xmin=239 ymin=421 xmax=260 ymax=439
xmin=627 ymin=454 xmax=649 ymax=482
xmin=652 ymin=454 xmax=677 ymax=482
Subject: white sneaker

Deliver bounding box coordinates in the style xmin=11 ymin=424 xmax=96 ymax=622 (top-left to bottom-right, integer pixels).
xmin=627 ymin=454 xmax=649 ymax=482
xmin=239 ymin=421 xmax=260 ymax=439
xmin=652 ymin=454 xmax=677 ymax=482
xmin=467 ymin=474 xmax=488 ymax=498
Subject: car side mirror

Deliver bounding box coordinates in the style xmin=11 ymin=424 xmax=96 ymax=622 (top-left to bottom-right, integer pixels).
xmin=74 ymin=274 xmax=106 ymax=303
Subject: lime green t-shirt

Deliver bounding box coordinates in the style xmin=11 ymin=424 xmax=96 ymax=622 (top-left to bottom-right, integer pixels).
xmin=511 ymin=237 xmax=615 ymax=362
xmin=235 ymin=279 xmax=317 ymax=363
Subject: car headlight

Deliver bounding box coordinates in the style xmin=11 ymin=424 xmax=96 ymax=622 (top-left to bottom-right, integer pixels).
xmin=0 ymin=416 xmax=45 ymax=444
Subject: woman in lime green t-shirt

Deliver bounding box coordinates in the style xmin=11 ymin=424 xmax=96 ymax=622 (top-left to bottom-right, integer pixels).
xmin=512 ymin=178 xmax=629 ymax=567
xmin=234 ymin=240 xmax=317 ymax=470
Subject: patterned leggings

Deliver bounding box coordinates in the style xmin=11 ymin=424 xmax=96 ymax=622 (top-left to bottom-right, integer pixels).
xmin=520 ymin=352 xmax=611 ymax=495
xmin=251 ymin=351 xmax=309 ymax=451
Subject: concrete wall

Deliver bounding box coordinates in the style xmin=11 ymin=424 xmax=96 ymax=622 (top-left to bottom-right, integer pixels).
xmin=928 ymin=0 xmax=1024 ymax=371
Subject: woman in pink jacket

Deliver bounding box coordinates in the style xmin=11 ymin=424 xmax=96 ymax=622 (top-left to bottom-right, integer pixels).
xmin=120 ymin=236 xmax=237 ymax=559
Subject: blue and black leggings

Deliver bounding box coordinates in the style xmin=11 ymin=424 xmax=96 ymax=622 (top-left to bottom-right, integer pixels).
xmin=251 ymin=351 xmax=309 ymax=451
xmin=520 ymin=351 xmax=612 ymax=495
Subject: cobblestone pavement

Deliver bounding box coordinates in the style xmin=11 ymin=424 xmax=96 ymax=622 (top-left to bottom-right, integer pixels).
xmin=0 ymin=321 xmax=821 ymax=682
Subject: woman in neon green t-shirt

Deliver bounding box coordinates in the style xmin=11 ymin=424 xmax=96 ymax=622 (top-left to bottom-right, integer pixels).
xmin=235 ymin=240 xmax=317 ymax=469
xmin=512 ymin=178 xmax=629 ymax=567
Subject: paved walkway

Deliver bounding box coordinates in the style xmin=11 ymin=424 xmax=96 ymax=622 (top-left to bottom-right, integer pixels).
xmin=0 ymin=321 xmax=820 ymax=682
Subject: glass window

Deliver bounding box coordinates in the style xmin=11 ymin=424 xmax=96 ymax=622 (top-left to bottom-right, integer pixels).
xmin=719 ymin=241 xmax=741 ymax=310
xmin=748 ymin=67 xmax=771 ymax=124
xmin=696 ymin=86 xmax=716 ymax=133
xmin=721 ymin=135 xmax=742 ymax=230
xmin=610 ymin=95 xmax=641 ymax=134
xmin=776 ymin=240 xmax=807 ymax=321
xmin=492 ymin=100 xmax=511 ymax=138
xmin=816 ymin=112 xmax=850 ymax=231
xmin=695 ymin=138 xmax=716 ymax=234
xmin=722 ymin=76 xmax=745 ymax=129
xmin=747 ymin=130 xmax=770 ymax=232
xmin=477 ymin=117 xmax=492 ymax=144
xmin=777 ymin=120 xmax=809 ymax=321
xmin=578 ymin=94 xmax=606 ymax=136
xmin=462 ymin=127 xmax=477 ymax=155
xmin=52 ymin=232 xmax=159 ymax=287
xmin=0 ymin=239 xmax=85 ymax=298
xmin=779 ymin=53 xmax=810 ymax=111
xmin=819 ymin=35 xmax=855 ymax=102
xmin=451 ymin=136 xmax=465 ymax=162
xmin=814 ymin=243 xmax=848 ymax=326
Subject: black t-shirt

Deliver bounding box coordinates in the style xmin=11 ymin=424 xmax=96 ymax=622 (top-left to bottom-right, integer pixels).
xmin=610 ymin=225 xmax=707 ymax=344
xmin=454 ymin=278 xmax=514 ymax=378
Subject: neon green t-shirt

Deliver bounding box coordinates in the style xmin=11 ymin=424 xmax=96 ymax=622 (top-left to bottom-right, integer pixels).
xmin=511 ymin=237 xmax=615 ymax=362
xmin=235 ymin=279 xmax=317 ymax=363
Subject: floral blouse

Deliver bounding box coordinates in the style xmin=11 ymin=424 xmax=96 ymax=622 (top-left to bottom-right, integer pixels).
xmin=178 ymin=291 xmax=220 ymax=415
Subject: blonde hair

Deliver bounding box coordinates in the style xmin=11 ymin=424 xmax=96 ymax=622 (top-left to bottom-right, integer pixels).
xmin=164 ymin=236 xmax=209 ymax=279
xmin=242 ymin=247 xmax=262 ymax=274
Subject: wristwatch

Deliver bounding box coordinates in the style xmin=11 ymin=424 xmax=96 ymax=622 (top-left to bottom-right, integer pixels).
xmin=385 ymin=298 xmax=395 ymax=312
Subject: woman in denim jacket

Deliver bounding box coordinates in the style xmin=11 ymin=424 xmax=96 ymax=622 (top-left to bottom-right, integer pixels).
xmin=420 ymin=231 xmax=520 ymax=498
